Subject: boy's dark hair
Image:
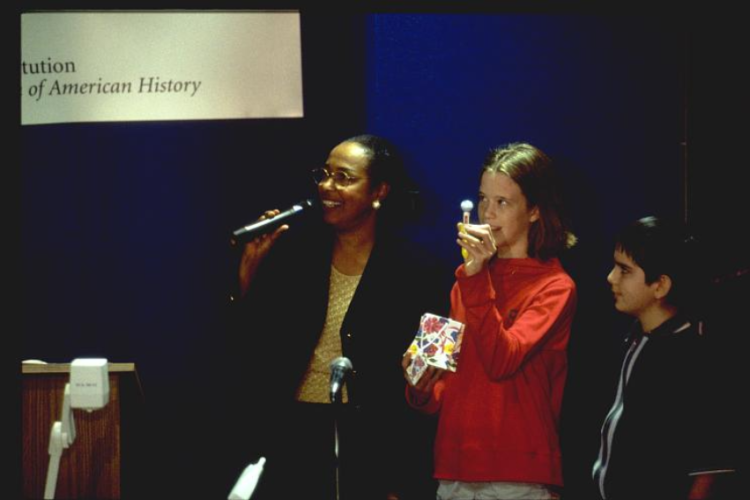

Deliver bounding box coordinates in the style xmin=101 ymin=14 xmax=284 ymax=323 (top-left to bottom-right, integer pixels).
xmin=615 ymin=215 xmax=703 ymax=311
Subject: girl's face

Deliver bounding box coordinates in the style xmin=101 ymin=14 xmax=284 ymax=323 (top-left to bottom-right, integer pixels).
xmin=478 ymin=171 xmax=539 ymax=259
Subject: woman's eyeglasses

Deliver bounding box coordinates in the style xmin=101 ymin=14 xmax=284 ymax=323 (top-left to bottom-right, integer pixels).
xmin=311 ymin=167 xmax=362 ymax=187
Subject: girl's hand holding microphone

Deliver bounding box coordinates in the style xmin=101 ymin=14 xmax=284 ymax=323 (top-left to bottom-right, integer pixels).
xmin=457 ymin=199 xmax=497 ymax=277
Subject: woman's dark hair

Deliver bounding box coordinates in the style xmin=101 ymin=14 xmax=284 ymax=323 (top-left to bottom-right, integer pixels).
xmin=481 ymin=142 xmax=576 ymax=260
xmin=344 ymin=134 xmax=418 ymax=229
xmin=615 ymin=215 xmax=704 ymax=311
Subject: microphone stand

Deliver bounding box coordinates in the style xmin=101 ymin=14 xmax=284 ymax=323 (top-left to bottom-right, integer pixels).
xmin=331 ymin=389 xmax=343 ymax=500
xmin=329 ymin=357 xmax=351 ymax=500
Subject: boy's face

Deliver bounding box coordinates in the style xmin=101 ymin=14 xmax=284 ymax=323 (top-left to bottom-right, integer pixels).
xmin=607 ymin=248 xmax=661 ymax=319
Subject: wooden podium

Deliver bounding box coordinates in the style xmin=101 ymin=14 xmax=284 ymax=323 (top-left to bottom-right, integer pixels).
xmin=22 ymin=362 xmax=144 ymax=499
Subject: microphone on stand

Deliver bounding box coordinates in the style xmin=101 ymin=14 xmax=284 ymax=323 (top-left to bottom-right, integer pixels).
xmin=329 ymin=357 xmax=353 ymax=404
xmin=230 ymin=199 xmax=315 ymax=245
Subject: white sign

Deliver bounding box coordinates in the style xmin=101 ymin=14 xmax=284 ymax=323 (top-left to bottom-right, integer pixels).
xmin=21 ymin=12 xmax=304 ymax=125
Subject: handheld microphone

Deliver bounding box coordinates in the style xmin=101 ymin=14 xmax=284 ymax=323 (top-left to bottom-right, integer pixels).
xmin=460 ymin=199 xmax=474 ymax=220
xmin=231 ymin=199 xmax=315 ymax=245
xmin=459 ymin=199 xmax=474 ymax=260
xmin=329 ymin=356 xmax=353 ymax=404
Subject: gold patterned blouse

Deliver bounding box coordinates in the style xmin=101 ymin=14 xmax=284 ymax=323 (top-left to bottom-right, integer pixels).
xmin=295 ymin=265 xmax=362 ymax=404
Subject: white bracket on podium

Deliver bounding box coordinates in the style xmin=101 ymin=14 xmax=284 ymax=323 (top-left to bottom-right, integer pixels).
xmin=43 ymin=358 xmax=109 ymax=500
xmin=228 ymin=457 xmax=266 ymax=500
xmin=44 ymin=384 xmax=75 ymax=499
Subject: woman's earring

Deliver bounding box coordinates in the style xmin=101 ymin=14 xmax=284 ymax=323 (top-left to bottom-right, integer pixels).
xmin=372 ymin=200 xmax=381 ymax=210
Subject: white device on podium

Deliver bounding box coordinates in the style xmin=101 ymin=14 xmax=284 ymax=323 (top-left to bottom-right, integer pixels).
xmin=44 ymin=358 xmax=110 ymax=500
xmin=228 ymin=457 xmax=266 ymax=500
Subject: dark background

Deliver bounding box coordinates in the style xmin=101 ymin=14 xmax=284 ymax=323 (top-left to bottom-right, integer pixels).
xmin=20 ymin=9 xmax=746 ymax=499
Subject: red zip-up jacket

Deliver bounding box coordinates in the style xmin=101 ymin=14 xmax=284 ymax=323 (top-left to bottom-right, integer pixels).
xmin=408 ymin=257 xmax=576 ymax=486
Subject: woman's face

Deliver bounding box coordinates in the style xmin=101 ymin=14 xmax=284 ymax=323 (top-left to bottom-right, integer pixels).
xmin=317 ymin=141 xmax=386 ymax=233
xmin=478 ymin=171 xmax=539 ymax=258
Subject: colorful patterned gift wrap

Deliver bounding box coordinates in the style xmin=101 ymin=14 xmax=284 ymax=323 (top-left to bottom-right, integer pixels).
xmin=405 ymin=312 xmax=465 ymax=385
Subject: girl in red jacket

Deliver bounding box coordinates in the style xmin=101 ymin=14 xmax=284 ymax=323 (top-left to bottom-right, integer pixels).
xmin=404 ymin=142 xmax=577 ymax=500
